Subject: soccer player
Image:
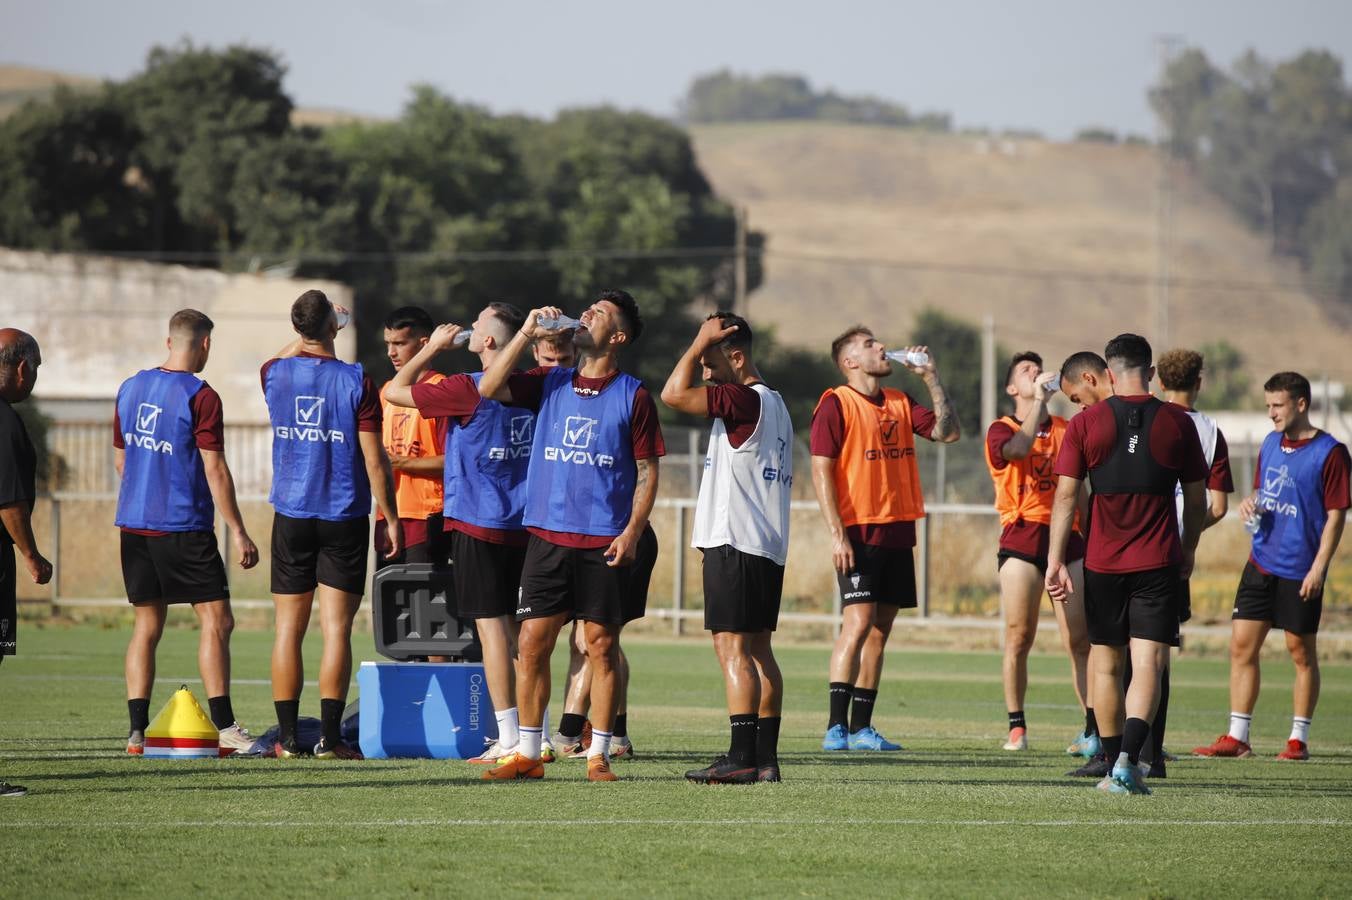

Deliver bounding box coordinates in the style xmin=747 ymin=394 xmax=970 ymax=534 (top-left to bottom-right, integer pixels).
xmin=662 ymin=313 xmax=793 ymax=784
xmin=375 ymin=307 xmax=448 ymax=568
xmin=263 ymin=290 xmax=400 ymax=759
xmin=115 ymin=310 xmax=261 ymax=756
xmin=477 ymin=291 xmax=664 ymax=782
xmin=812 ymin=327 xmax=959 ymax=752
xmin=383 ymin=302 xmax=535 ymax=763
xmin=1193 ymin=371 xmax=1349 ymax=761
xmin=0 ymin=328 xmax=51 ymax=798
xmin=984 ymin=351 xmax=1091 ymax=753
xmin=1047 ymin=334 xmax=1207 ymax=795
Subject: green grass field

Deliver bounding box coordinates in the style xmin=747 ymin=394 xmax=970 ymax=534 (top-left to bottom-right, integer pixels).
xmin=2 ymin=624 xmax=1350 ymax=898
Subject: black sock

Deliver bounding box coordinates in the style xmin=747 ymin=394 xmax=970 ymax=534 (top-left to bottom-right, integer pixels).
xmin=207 ymin=695 xmax=235 ymax=731
xmin=729 ymin=714 xmax=758 ymax=767
xmin=756 ymin=716 xmax=782 ymax=767
xmin=1085 ymin=707 xmax=1098 ymax=737
xmin=1151 ymin=669 xmax=1170 ymax=763
xmin=1123 ymin=717 xmax=1151 ymax=766
xmin=612 ymin=713 xmax=628 ymax=739
xmin=558 ymin=712 xmax=585 ymax=741
xmin=828 ymin=682 xmax=851 ymax=729
xmin=320 ymin=698 xmax=345 ymax=746
xmin=850 ymin=688 xmax=878 ymax=733
xmin=275 ymin=699 xmax=300 ymax=748
xmin=1101 ymin=733 xmax=1122 ymax=762
xmin=128 ymin=698 xmax=151 ymax=734
xmin=1008 ymin=710 xmax=1026 ymax=731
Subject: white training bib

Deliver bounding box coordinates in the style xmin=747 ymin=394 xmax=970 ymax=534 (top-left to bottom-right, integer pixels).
xmin=1175 ymin=408 xmax=1219 ymax=532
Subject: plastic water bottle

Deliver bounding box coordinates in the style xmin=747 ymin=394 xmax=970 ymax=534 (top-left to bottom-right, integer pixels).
xmin=536 ymin=314 xmax=582 ymax=332
xmin=885 ymin=349 xmax=929 ymax=367
xmin=1043 ymin=374 xmax=1061 ymax=394
xmin=452 ymin=329 xmax=472 ymax=347
xmin=1243 ymin=501 xmax=1264 ymax=535
xmin=334 ymin=308 xmax=350 ymax=329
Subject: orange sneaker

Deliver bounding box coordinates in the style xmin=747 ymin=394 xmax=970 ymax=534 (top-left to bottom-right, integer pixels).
xmin=587 ymin=755 xmax=618 ymax=782
xmin=1192 ymin=734 xmax=1252 ymax=758
xmin=1276 ymin=739 xmax=1309 ymax=761
xmin=482 ymin=753 xmax=545 ymax=781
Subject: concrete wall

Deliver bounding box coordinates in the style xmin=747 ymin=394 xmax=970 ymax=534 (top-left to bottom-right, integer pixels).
xmin=0 ymin=249 xmax=355 ymax=424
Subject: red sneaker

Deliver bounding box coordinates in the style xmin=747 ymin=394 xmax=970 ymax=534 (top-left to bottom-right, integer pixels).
xmin=1192 ymin=734 xmax=1253 ymax=758
xmin=1276 ymin=739 xmax=1309 ymax=761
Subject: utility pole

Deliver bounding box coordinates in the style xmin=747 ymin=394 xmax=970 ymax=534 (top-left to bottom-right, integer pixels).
xmin=1153 ymin=34 xmax=1184 ymax=350
xmin=734 ymin=204 xmax=747 ymax=316
xmin=981 ymin=313 xmax=996 ymax=428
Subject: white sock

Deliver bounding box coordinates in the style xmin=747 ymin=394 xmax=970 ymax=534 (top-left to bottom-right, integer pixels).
xmin=588 ymin=729 xmax=612 ymax=760
xmin=495 ymin=707 xmax=520 ymax=749
xmin=541 ymin=706 xmax=551 ymax=741
xmin=518 ymin=726 xmax=542 ymax=761
xmin=1290 ymin=716 xmax=1312 ymax=744
xmin=1228 ymin=712 xmax=1252 ymax=743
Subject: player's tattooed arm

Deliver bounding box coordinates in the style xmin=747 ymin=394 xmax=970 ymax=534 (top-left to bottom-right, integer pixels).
xmin=924 ymin=374 xmax=961 ymax=443
xmin=606 ymin=457 xmax=659 ymax=567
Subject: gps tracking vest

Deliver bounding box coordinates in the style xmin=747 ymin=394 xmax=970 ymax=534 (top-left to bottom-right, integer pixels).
xmin=523 ymin=367 xmax=638 ymax=537
xmin=691 ymin=384 xmax=794 ymax=565
xmin=264 ymin=356 xmax=369 ymax=520
xmin=985 ymin=415 xmax=1070 ymax=527
xmin=1088 ymin=397 xmax=1177 ymax=497
xmin=818 ymin=386 xmax=925 ymax=526
xmin=1251 ymin=430 xmax=1339 ymax=580
xmin=444 ymin=372 xmax=534 ymax=530
xmin=114 ymin=369 xmax=214 ymax=532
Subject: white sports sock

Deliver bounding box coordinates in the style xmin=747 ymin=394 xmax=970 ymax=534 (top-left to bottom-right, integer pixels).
xmin=495 ymin=707 xmax=520 ymax=749
xmin=1290 ymin=716 xmax=1312 ymax=744
xmin=541 ymin=706 xmax=551 ymax=741
xmin=588 ymin=729 xmax=612 ymax=760
xmin=1228 ymin=712 xmax=1252 ymax=743
xmin=518 ymin=726 xmax=543 ymax=761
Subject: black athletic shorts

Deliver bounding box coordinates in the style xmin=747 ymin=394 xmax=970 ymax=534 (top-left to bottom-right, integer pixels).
xmin=451 ymin=528 xmax=527 ymax=620
xmin=270 ymin=512 xmax=369 ymax=596
xmin=1083 ymin=565 xmax=1180 ymax=647
xmin=624 ymin=525 xmax=659 ymax=624
xmin=517 ymin=534 xmax=630 ymax=626
xmin=837 ymin=541 xmax=917 ymax=609
xmin=1 ymin=544 xmax=16 ymax=657
xmin=702 ymin=544 xmax=784 ymax=633
xmin=121 ymin=530 xmax=230 ymax=605
xmin=1232 ymin=559 xmax=1322 ymax=635
xmin=374 ymin=514 xmax=451 ymax=570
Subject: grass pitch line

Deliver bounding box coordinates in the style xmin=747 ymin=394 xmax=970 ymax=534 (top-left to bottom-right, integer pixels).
xmin=3 ymin=818 xmax=1349 ymax=829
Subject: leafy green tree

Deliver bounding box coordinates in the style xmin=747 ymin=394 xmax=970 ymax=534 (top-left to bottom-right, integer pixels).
xmin=1198 ymin=340 xmax=1253 ymax=409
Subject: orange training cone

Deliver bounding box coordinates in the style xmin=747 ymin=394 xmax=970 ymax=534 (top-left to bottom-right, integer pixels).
xmin=144 ymin=685 xmax=219 ymax=759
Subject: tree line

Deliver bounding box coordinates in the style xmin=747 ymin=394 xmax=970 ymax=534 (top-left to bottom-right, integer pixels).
xmin=681 ymin=70 xmax=952 ymax=131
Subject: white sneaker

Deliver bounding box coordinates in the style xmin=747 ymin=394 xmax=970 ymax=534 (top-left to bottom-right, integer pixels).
xmin=469 ymin=740 xmax=518 ymax=764
xmin=540 ymin=739 xmax=557 ymax=763
xmin=217 ymin=722 xmax=257 ymax=757
xmin=1002 ymin=727 xmax=1028 ymax=751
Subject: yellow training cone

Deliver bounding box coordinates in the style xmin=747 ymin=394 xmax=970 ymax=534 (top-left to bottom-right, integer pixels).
xmin=144 ymin=685 xmax=219 ymax=759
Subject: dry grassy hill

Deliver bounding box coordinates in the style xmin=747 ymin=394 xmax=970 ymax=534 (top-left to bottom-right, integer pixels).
xmin=690 ymin=122 xmax=1352 ymax=390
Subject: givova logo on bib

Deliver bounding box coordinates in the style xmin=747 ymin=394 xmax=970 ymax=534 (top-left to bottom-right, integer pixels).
xmin=275 ymin=395 xmax=346 ymax=443
xmin=124 ymin=402 xmax=173 ymax=454
xmin=1258 ymin=465 xmax=1299 ymax=519
xmin=488 ymin=414 xmax=534 ymax=460
xmin=544 ymin=415 xmax=614 ymax=467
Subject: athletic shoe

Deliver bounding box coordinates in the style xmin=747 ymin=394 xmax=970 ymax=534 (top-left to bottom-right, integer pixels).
xmin=1066 ymin=730 xmax=1102 ymax=758
xmin=1067 ymin=753 xmax=1111 ymax=778
xmin=126 ymin=730 xmax=145 ymax=756
xmin=1003 ymin=727 xmax=1028 ymax=751
xmin=684 ymin=755 xmax=756 ymax=785
xmin=586 ymin=755 xmax=618 ymax=782
xmin=0 ymin=782 xmax=27 ymax=798
xmin=552 ymin=732 xmax=586 ymax=757
xmin=1277 ymin=739 xmax=1310 ymax=761
xmin=539 ymin=740 xmax=556 ymax=764
xmin=217 ymin=722 xmax=256 ymax=757
xmin=822 ymin=724 xmax=849 ymax=751
xmin=757 ymin=764 xmax=782 ymax=783
xmin=273 ymin=739 xmax=302 ymax=759
xmin=468 ymin=740 xmax=518 ymax=764
xmin=1192 ymin=735 xmax=1252 ymax=758
xmin=313 ymin=738 xmax=364 ymax=760
xmin=1161 ymin=747 xmax=1178 ymax=762
xmin=610 ymin=737 xmax=634 ymax=759
xmin=1099 ymin=763 xmax=1151 ymax=795
xmin=1146 ymin=760 xmax=1167 ymax=779
xmin=848 ymin=725 xmax=903 ymax=751
xmin=482 ymin=752 xmax=545 ymax=781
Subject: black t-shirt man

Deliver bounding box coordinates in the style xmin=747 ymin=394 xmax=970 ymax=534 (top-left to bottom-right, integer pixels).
xmin=0 ymin=397 xmax=37 ymax=656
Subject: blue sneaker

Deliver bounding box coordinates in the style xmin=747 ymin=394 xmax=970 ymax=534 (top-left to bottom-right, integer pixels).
xmin=822 ymin=724 xmax=849 ymax=751
xmin=848 ymin=726 xmax=903 ymax=751
xmin=1067 ymin=730 xmax=1102 ymax=758
xmin=1098 ymin=763 xmax=1151 ymax=795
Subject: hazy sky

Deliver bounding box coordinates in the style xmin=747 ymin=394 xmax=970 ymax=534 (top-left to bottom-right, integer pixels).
xmin=5 ymin=0 xmax=1351 ymax=137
